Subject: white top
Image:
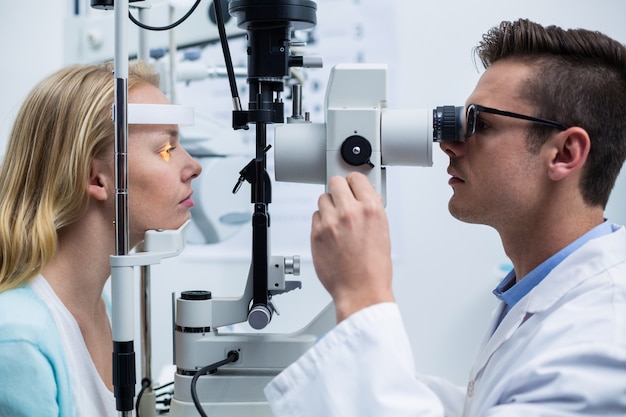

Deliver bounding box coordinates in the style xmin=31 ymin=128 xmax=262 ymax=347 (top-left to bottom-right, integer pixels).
xmin=31 ymin=275 xmax=117 ymax=417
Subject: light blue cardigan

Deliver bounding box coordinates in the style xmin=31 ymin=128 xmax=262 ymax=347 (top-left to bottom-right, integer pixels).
xmin=0 ymin=285 xmax=74 ymax=416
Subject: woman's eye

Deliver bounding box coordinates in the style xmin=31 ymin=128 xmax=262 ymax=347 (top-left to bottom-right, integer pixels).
xmin=159 ymin=144 xmax=176 ymax=161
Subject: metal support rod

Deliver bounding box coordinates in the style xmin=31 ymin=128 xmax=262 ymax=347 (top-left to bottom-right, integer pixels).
xmin=139 ymin=265 xmax=156 ymax=417
xmin=140 ymin=266 xmax=152 ymax=383
xmin=137 ymin=7 xmax=154 ymax=416
xmin=137 ymin=7 xmax=149 ymax=62
xmin=249 ymin=103 xmax=271 ymax=327
xmin=113 ymin=0 xmax=136 ymax=414
xmin=291 ymin=84 xmax=303 ymax=118
xmin=114 ymin=75 xmax=129 ymax=257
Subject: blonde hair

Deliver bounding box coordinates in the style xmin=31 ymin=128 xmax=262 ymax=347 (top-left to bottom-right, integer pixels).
xmin=0 ymin=61 xmax=160 ymax=292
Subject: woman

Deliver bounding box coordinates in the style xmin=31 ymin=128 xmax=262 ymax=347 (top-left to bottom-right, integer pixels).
xmin=0 ymin=61 xmax=202 ymax=416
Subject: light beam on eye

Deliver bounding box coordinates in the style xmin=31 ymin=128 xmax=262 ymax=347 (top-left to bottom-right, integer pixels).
xmin=159 ymin=143 xmax=172 ymax=161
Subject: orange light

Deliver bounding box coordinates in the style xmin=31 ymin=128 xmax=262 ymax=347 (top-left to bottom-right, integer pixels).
xmin=159 ymin=144 xmax=173 ymax=161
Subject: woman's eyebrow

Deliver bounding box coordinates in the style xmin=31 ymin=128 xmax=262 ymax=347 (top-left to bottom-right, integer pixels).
xmin=155 ymin=127 xmax=179 ymax=141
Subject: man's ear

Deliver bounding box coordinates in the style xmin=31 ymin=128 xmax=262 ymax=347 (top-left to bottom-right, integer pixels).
xmin=88 ymin=158 xmax=110 ymax=201
xmin=547 ymin=127 xmax=591 ymax=181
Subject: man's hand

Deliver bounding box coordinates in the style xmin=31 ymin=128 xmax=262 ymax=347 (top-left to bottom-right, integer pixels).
xmin=311 ymin=172 xmax=395 ymax=322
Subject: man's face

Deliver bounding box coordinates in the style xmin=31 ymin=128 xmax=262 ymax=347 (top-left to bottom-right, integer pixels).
xmin=439 ymin=60 xmax=551 ymax=231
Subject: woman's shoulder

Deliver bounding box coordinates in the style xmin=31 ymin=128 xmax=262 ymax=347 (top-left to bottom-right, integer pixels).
xmin=0 ymin=285 xmax=58 ymax=344
xmin=0 ymin=285 xmax=74 ymax=417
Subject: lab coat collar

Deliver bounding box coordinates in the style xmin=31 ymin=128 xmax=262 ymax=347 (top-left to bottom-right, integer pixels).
xmin=469 ymin=225 xmax=626 ymax=382
xmin=525 ymin=224 xmax=625 ymax=314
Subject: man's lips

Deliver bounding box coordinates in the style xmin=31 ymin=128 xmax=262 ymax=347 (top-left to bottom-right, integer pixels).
xmin=447 ymin=168 xmax=465 ymax=185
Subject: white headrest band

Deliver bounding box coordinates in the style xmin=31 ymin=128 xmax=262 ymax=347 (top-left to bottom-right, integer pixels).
xmin=126 ymin=103 xmax=195 ymax=125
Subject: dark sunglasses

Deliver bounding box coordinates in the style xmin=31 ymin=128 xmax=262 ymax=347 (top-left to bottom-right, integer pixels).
xmin=465 ymin=103 xmax=569 ymax=140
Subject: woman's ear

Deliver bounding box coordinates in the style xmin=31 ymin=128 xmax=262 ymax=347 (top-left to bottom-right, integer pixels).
xmin=547 ymin=127 xmax=591 ymax=182
xmin=88 ymin=158 xmax=111 ymax=201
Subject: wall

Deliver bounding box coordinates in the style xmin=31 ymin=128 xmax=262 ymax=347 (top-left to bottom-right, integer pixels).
xmin=1 ymin=0 xmax=625 ymax=392
xmin=0 ymin=2 xmax=66 ymax=151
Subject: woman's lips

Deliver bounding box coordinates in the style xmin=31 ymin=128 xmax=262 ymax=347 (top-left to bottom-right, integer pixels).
xmin=179 ymin=194 xmax=195 ymax=208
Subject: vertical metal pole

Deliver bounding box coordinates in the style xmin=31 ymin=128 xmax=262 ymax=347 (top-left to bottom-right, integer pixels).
xmin=137 ymin=7 xmax=149 ymax=62
xmin=140 ymin=267 xmax=152 ymax=378
xmin=168 ymin=5 xmax=177 ymax=104
xmin=139 ymin=265 xmax=156 ymax=417
xmin=112 ymin=0 xmax=136 ymax=415
xmin=136 ymin=8 xmax=156 ymax=415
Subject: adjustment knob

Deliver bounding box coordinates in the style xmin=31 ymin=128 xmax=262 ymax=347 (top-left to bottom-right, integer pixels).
xmin=248 ymin=304 xmax=272 ymax=330
xmin=340 ymin=135 xmax=374 ymax=167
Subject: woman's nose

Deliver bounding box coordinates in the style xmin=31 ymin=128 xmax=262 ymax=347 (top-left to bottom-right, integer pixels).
xmin=183 ymin=149 xmax=202 ymax=180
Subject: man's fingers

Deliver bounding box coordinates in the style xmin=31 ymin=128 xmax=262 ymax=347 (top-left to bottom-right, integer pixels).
xmin=327 ymin=172 xmax=380 ymax=205
xmin=316 ymin=190 xmax=335 ymax=214
xmin=346 ymin=172 xmax=381 ymax=204
xmin=326 ymin=175 xmax=353 ymax=206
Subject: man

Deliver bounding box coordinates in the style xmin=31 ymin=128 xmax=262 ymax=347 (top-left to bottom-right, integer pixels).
xmin=264 ymin=19 xmax=626 ymax=416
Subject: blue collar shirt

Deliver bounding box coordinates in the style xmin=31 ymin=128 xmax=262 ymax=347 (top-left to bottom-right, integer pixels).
xmin=493 ymin=220 xmax=615 ymax=319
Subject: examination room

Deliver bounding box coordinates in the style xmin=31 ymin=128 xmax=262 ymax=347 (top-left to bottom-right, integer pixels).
xmin=1 ymin=0 xmax=625 ymax=416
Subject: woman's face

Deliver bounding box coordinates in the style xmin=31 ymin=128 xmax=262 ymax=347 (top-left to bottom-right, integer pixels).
xmin=126 ymin=83 xmax=202 ymax=245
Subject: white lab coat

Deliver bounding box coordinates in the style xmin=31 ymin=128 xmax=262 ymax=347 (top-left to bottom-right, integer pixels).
xmin=265 ymin=225 xmax=626 ymax=416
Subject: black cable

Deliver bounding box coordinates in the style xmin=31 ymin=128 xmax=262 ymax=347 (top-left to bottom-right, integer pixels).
xmin=153 ymin=380 xmax=174 ymax=393
xmin=129 ymin=0 xmax=202 ymax=31
xmin=191 ymin=351 xmax=240 ymax=417
xmin=212 ymin=0 xmax=243 ymax=111
xmin=135 ymin=377 xmax=152 ymax=417
xmin=136 ymin=379 xmax=176 ymax=415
